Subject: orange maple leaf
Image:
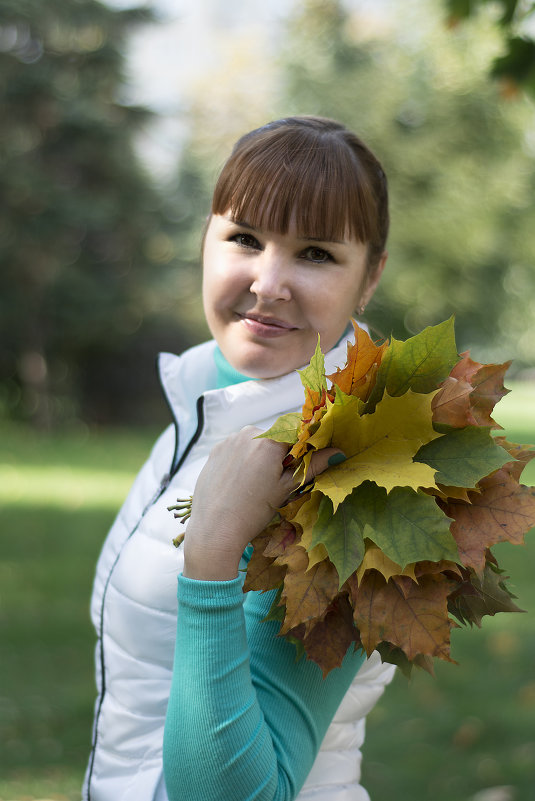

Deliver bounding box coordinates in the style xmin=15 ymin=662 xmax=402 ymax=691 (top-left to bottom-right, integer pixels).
xmin=326 ymin=320 xmax=388 ymax=401
xmin=287 ymin=387 xmax=333 ymax=462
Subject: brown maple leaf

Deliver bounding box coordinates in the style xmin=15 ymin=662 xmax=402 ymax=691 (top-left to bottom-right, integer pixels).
xmin=243 ymin=523 xmax=288 ymax=593
xmin=263 ymin=518 xmax=298 ymax=558
xmin=275 ymin=543 xmax=340 ymax=635
xmin=350 ymin=570 xmax=456 ymax=662
xmin=440 ymin=469 xmax=535 ymax=575
xmin=433 ymin=357 xmax=511 ymax=429
xmin=450 ymin=351 xmax=483 ymax=383
xmin=291 ymin=593 xmax=360 ymax=677
xmin=468 ymin=361 xmax=511 ymax=428
xmin=432 ymin=375 xmax=475 ymax=428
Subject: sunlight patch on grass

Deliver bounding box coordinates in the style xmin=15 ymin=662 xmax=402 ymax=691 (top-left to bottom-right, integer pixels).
xmin=0 ymin=464 xmax=135 ymax=509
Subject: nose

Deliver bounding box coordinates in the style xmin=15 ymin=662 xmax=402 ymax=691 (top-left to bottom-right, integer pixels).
xmin=249 ymin=247 xmax=292 ymax=302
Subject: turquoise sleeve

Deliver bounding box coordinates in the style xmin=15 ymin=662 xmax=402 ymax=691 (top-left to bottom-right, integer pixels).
xmin=162 ymin=573 xmax=366 ymax=801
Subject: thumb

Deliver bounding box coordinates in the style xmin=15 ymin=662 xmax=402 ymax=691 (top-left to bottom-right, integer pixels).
xmin=305 ymin=448 xmax=346 ymax=481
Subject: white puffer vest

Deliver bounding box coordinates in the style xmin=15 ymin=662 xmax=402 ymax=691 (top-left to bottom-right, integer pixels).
xmin=83 ymin=338 xmax=395 ymax=801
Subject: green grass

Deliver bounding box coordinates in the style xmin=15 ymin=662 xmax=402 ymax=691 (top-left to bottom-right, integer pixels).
xmin=0 ymin=382 xmax=534 ymax=801
xmin=0 ymin=424 xmax=158 ymax=801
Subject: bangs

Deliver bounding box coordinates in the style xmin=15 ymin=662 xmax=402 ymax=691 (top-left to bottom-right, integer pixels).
xmin=211 ymin=127 xmax=380 ymax=245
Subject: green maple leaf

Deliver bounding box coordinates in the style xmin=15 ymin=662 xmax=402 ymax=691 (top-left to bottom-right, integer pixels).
xmin=449 ymin=563 xmax=524 ymax=627
xmin=257 ymin=412 xmax=302 ymax=444
xmin=414 ymin=427 xmax=511 ymax=488
xmin=366 ymin=317 xmax=459 ymax=412
xmin=310 ymin=495 xmax=366 ymax=587
xmin=357 ymin=484 xmax=459 ymax=568
xmin=376 ymin=641 xmax=434 ymax=678
xmin=298 ymin=336 xmax=327 ymax=394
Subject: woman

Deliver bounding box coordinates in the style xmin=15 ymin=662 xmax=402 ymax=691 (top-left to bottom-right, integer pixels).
xmin=84 ymin=116 xmax=395 ymax=801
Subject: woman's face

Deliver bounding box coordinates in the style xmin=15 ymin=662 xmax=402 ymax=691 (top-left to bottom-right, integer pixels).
xmin=202 ymin=213 xmax=386 ymax=379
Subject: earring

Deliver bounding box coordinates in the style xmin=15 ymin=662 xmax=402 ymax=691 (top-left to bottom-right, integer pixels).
xmin=357 ymin=303 xmax=366 ymax=315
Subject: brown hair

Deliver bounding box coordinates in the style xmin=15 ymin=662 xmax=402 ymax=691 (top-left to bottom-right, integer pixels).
xmin=211 ymin=116 xmax=389 ymax=270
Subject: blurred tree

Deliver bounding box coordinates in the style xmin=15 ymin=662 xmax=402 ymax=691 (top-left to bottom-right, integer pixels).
xmin=0 ymin=0 xmax=188 ymax=426
xmin=278 ymin=0 xmax=535 ymax=369
xmin=445 ymin=0 xmax=535 ymax=98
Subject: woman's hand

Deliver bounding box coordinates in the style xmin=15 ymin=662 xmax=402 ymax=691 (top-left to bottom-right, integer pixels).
xmin=182 ymin=426 xmax=341 ymax=581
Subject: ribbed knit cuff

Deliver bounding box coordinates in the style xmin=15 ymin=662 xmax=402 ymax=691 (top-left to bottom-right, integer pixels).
xmin=177 ymin=573 xmax=243 ymax=609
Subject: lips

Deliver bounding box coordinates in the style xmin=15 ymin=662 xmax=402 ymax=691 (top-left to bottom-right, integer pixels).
xmin=237 ymin=312 xmax=298 ymax=338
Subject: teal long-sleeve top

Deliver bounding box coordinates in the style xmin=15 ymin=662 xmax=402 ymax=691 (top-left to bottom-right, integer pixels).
xmin=162 ymin=344 xmax=366 ymax=800
xmin=162 ymin=565 xmax=366 ymax=801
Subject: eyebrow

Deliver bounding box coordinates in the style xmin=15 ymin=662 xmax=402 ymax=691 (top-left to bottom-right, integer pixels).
xmin=225 ymin=216 xmax=345 ymax=245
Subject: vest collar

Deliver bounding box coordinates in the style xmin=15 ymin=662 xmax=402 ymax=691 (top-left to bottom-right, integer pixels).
xmin=157 ymin=330 xmax=357 ymax=440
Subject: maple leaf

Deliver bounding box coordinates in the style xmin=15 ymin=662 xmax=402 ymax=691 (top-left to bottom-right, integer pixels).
xmin=467 ymin=361 xmax=511 ymax=427
xmin=243 ymin=524 xmax=289 ymax=593
xmin=351 ymin=484 xmax=459 ymax=568
xmin=298 ymin=336 xmax=327 ymax=394
xmin=312 ymin=391 xmax=441 ymax=509
xmin=448 ymin=563 xmax=524 ymax=627
xmin=413 ymin=559 xmax=463 ymax=579
xmin=414 ymin=426 xmax=510 ymax=488
xmin=257 ymin=412 xmax=302 ymax=445
xmin=439 ymin=467 xmax=535 ymax=575
xmin=281 ymin=492 xmax=328 ymax=567
xmin=494 ymin=437 xmax=535 ymax=481
xmin=326 ymin=320 xmax=388 ymax=401
xmin=432 ymin=375 xmax=475 ymax=429
xmin=310 ymin=495 xmax=366 ymax=587
xmin=450 ymin=350 xmax=482 ymax=383
xmin=274 ymin=543 xmax=340 ymax=635
xmin=351 ymin=570 xmax=456 ymax=661
xmin=292 ymin=593 xmax=360 ymax=677
xmin=433 ymin=355 xmax=512 ymax=430
xmin=365 ymin=316 xmax=459 ymax=412
xmin=262 ymin=518 xmax=299 ymax=558
xmin=376 ymin=641 xmax=435 ymax=678
xmin=287 ymin=387 xmax=331 ymax=461
xmin=356 ymin=541 xmax=417 ymax=585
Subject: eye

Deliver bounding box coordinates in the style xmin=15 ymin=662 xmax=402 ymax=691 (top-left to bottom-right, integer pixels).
xmin=230 ymin=232 xmax=261 ymax=250
xmin=301 ymin=246 xmax=333 ymax=264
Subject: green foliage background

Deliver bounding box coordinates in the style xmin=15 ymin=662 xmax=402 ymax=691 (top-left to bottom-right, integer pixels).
xmin=1 ymin=0 xmax=535 ymax=427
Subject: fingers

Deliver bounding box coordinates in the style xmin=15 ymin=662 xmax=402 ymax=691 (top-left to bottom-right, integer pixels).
xmin=305 ymin=448 xmax=346 ymax=482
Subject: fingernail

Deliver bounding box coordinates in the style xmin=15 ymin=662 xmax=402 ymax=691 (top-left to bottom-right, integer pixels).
xmin=328 ymin=453 xmax=346 ymax=466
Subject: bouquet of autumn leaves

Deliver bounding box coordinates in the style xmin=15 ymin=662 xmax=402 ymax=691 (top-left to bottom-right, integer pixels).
xmin=237 ymin=318 xmax=535 ymax=678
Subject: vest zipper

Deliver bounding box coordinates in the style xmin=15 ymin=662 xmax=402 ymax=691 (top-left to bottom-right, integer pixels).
xmin=85 ymin=395 xmax=206 ymax=799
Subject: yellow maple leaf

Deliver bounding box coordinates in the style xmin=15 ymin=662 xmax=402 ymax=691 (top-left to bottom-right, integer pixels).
xmin=313 ymin=390 xmax=441 ymax=510
xmin=356 ymin=540 xmax=417 ymax=584
xmin=283 ymin=491 xmax=328 ymax=568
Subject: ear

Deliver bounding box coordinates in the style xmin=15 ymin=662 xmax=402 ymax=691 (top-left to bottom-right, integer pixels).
xmin=360 ymin=250 xmax=388 ymax=308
